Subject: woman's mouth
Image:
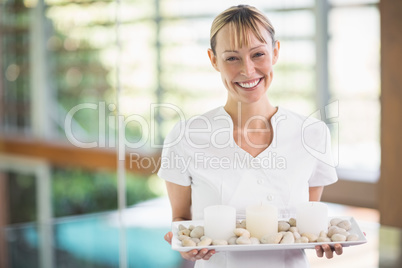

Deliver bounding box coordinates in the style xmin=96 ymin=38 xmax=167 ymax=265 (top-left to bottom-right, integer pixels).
xmin=236 ymin=78 xmax=262 ymax=89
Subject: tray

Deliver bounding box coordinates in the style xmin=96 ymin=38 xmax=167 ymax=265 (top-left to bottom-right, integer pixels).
xmin=171 ymin=216 xmax=367 ymax=252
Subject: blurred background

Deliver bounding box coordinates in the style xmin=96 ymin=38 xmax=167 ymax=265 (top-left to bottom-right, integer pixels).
xmin=0 ymin=0 xmax=401 ymax=267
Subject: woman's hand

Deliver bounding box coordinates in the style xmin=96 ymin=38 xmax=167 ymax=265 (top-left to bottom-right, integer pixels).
xmin=164 ymin=182 xmax=215 ymax=261
xmin=164 ymin=232 xmax=216 ymax=261
xmin=315 ymin=244 xmax=343 ymax=259
xmin=309 ymin=188 xmax=343 ymax=259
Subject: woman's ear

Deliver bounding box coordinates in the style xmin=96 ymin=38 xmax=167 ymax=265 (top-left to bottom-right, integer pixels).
xmin=272 ymin=40 xmax=280 ymax=65
xmin=207 ymin=48 xmax=220 ymax=72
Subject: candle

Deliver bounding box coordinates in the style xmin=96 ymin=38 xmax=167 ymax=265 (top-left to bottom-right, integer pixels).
xmin=246 ymin=204 xmax=278 ymax=239
xmin=204 ymin=205 xmax=236 ymax=240
xmin=296 ymin=202 xmax=328 ymax=236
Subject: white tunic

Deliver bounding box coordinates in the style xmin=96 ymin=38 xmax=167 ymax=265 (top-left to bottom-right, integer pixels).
xmin=158 ymin=106 xmax=338 ymax=268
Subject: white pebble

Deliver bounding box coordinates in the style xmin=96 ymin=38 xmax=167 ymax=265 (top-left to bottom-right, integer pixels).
xmin=334 ymin=227 xmax=349 ymax=236
xmin=234 ymin=228 xmax=250 ymax=238
xmin=327 ymin=226 xmax=344 ymax=237
xmin=236 ymin=236 xmax=251 ymax=245
xmin=178 ymin=235 xmax=189 ymax=241
xmin=191 ymin=238 xmax=200 ymax=244
xmin=347 ymin=234 xmax=359 ymax=241
xmin=261 ymin=233 xmax=283 ymax=244
xmin=212 ymin=239 xmax=228 ymax=246
xmin=289 ymin=218 xmax=297 ymax=227
xmin=289 ymin=227 xmax=299 ymax=233
xmin=317 ymin=237 xmax=332 ymax=243
xmin=319 ymin=230 xmax=328 ymax=238
xmin=295 ymin=237 xmax=309 ymax=243
xmin=280 ymin=232 xmax=295 ymax=244
xmin=331 ymin=234 xmax=347 ymax=242
xmin=190 ymin=226 xmax=204 ymax=238
xmin=293 ymin=232 xmax=301 ymax=240
xmin=337 ymin=220 xmax=352 ymax=231
xmin=197 ymin=237 xmax=212 ymax=246
xmin=250 ymin=237 xmax=260 ymax=244
xmin=301 ymin=232 xmax=318 ymax=242
xmin=178 ymin=229 xmax=191 ymax=236
xmin=182 ymin=238 xmax=196 ymax=247
xmin=330 ymin=218 xmax=343 ymax=226
xmin=240 ymin=220 xmax=247 ymax=229
xmin=228 ymin=236 xmax=237 ymax=245
xmin=278 ymin=221 xmax=290 ymax=232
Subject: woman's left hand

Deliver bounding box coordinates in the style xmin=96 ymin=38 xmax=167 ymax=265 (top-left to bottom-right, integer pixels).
xmin=315 ymin=244 xmax=343 ymax=259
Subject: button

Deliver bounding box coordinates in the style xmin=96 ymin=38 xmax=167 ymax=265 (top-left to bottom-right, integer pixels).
xmin=257 ymin=179 xmax=264 ymax=184
xmin=267 ymin=195 xmax=274 ymax=201
xmin=250 ymin=159 xmax=259 ymax=168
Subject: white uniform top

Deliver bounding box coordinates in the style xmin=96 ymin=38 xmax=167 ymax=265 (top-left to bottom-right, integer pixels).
xmin=158 ymin=106 xmax=338 ymax=268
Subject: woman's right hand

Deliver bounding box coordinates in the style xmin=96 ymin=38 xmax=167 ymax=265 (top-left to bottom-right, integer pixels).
xmin=164 ymin=231 xmax=216 ymax=261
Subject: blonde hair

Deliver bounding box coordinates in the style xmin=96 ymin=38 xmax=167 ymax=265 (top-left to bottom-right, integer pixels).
xmin=210 ymin=5 xmax=276 ymax=55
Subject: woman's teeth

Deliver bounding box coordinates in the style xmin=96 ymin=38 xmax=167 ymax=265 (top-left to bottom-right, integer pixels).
xmin=238 ymin=78 xmax=260 ymax=88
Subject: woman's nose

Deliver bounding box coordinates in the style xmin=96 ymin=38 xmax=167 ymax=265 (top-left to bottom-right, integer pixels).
xmin=241 ymin=58 xmax=255 ymax=77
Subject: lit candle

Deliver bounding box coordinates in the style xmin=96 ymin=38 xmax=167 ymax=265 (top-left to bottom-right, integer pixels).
xmin=204 ymin=205 xmax=236 ymax=240
xmin=296 ymin=202 xmax=328 ymax=236
xmin=246 ymin=204 xmax=278 ymax=239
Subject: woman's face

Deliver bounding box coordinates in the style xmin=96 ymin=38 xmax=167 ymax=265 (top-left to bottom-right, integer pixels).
xmin=208 ymin=23 xmax=280 ymax=105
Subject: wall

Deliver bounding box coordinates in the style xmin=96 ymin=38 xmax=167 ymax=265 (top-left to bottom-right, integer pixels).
xmin=379 ymin=0 xmax=402 ymax=228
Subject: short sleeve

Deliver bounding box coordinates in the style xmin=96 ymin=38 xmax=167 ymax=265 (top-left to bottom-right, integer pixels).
xmin=157 ymin=121 xmax=192 ymax=186
xmin=308 ymin=159 xmax=338 ymax=187
xmin=304 ymin=121 xmax=338 ymax=187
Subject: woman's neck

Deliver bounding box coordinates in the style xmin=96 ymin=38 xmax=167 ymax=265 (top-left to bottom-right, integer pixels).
xmin=224 ymin=98 xmax=277 ymax=129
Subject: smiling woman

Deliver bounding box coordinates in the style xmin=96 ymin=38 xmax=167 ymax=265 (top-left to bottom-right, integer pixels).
xmin=159 ymin=5 xmax=341 ymax=268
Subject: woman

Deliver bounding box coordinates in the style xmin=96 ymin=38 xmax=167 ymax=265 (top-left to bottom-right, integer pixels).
xmin=159 ymin=5 xmax=342 ymax=267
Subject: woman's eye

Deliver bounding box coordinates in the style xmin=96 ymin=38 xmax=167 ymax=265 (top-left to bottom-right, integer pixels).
xmin=226 ymin=56 xmax=237 ymax=61
xmin=254 ymin=52 xmax=264 ymax=58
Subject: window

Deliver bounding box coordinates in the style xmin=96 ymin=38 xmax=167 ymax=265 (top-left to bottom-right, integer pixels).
xmin=328 ymin=0 xmax=380 ymax=181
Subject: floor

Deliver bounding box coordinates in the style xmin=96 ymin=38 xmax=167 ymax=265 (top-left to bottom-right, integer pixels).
xmin=306 ymin=203 xmax=380 ymax=268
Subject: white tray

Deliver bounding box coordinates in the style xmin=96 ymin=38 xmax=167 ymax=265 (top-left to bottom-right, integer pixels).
xmin=171 ymin=216 xmax=367 ymax=252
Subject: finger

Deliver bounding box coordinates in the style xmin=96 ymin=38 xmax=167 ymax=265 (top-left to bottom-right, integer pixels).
xmin=315 ymin=245 xmax=324 ymax=258
xmin=334 ymin=244 xmax=343 ymax=255
xmin=322 ymin=244 xmax=334 ymax=259
xmin=194 ymin=249 xmax=209 ymax=260
xmin=202 ymin=250 xmax=216 ymax=260
xmin=164 ymin=232 xmax=173 ymax=244
xmin=181 ymin=250 xmax=198 ymax=261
